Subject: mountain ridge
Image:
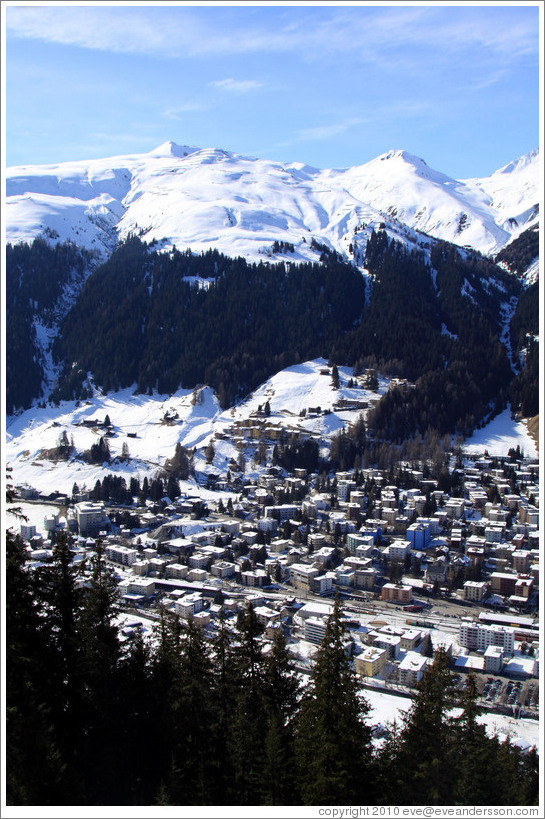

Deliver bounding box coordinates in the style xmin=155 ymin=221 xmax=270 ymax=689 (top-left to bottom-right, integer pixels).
xmin=7 ymin=141 xmax=539 ymax=264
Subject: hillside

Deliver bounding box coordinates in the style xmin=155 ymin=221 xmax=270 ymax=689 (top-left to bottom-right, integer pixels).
xmin=5 ymin=141 xmax=539 ymax=437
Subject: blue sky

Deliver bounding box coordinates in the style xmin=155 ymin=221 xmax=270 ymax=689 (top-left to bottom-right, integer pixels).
xmin=4 ymin=2 xmax=541 ymax=178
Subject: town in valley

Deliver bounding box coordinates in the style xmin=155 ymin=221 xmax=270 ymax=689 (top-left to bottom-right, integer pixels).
xmin=9 ymin=361 xmax=539 ymax=751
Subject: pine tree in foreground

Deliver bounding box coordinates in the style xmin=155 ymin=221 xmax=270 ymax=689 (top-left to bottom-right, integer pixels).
xmin=294 ymin=597 xmax=375 ymax=804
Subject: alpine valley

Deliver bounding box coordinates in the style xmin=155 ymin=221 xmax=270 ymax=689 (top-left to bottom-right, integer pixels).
xmin=5 ymin=141 xmax=540 ymax=494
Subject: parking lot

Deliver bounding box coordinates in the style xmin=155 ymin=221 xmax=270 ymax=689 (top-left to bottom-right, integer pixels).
xmin=475 ymin=675 xmax=539 ymax=716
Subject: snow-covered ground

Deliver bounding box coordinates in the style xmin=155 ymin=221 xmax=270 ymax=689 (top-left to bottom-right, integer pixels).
xmin=6 ymin=501 xmax=65 ymax=537
xmin=5 ymin=359 xmax=384 ymax=497
xmin=6 ymin=141 xmax=539 ymax=264
xmin=364 ymin=686 xmax=539 ymax=752
xmin=463 ymin=408 xmax=538 ymax=459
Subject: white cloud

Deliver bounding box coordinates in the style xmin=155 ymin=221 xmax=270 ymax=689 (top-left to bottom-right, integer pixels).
xmin=163 ymin=102 xmax=208 ymax=120
xmin=209 ymin=78 xmax=263 ymax=94
xmin=6 ymin=4 xmax=538 ymax=67
xmin=295 ymin=118 xmax=367 ymax=142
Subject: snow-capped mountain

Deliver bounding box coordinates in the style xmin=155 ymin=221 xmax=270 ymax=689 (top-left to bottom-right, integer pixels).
xmin=6 ymin=140 xmax=540 ymax=263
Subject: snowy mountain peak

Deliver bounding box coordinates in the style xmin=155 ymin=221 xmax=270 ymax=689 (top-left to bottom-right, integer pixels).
xmin=493 ymin=148 xmax=539 ymax=177
xmin=148 ymin=140 xmax=199 ymax=159
xmin=6 ymin=142 xmax=540 ymax=262
xmin=381 ymin=149 xmax=428 ymax=167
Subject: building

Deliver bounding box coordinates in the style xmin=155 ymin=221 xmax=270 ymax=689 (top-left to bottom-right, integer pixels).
xmin=189 ymin=552 xmax=210 ymax=570
xmin=105 ymin=544 xmax=139 ymax=566
xmin=459 ymin=621 xmax=514 ymax=655
xmin=257 ymin=517 xmax=278 ymax=534
xmin=484 ymin=645 xmax=504 ymax=674
xmin=289 ymin=563 xmax=319 ymax=591
xmin=187 ymin=568 xmax=208 ymax=583
xmin=406 ymin=522 xmax=431 ymax=549
xmin=175 ymin=592 xmax=204 ymax=619
xmin=388 ymin=540 xmax=411 ymax=561
xmin=296 ymin=601 xmax=334 ymax=622
xmin=166 ymin=563 xmax=189 ymax=580
xmin=210 ymin=560 xmax=236 ymax=579
xmin=355 ymin=647 xmax=388 ymax=678
xmin=128 ymin=578 xmax=155 ymax=597
xmin=75 ymin=501 xmax=109 ymax=535
xmin=373 ymin=633 xmax=401 ymax=661
xmin=254 ymin=606 xmax=280 ymax=627
xmin=354 ymin=568 xmax=376 ymax=590
xmin=463 ymin=581 xmax=488 ymax=603
xmin=512 ymin=550 xmax=530 ymax=573
xmin=337 ymin=480 xmax=356 ymax=502
xmin=266 ymin=538 xmax=289 ymax=554
xmin=132 ymin=560 xmax=149 ymax=576
xmin=304 ymin=617 xmax=328 ymax=645
xmin=400 ymin=629 xmax=422 ymax=651
xmin=313 ymin=546 xmax=336 ymax=568
xmin=20 ymin=523 xmax=37 ymax=540
xmin=307 ymin=533 xmax=328 ymax=550
xmin=241 ymin=568 xmax=268 ymax=587
xmin=490 ymin=572 xmax=519 ymax=597
xmin=265 ymin=504 xmax=298 ymax=523
xmin=313 ymin=573 xmax=334 ymax=596
xmin=398 ymin=652 xmax=428 ymax=687
xmin=381 ymin=583 xmax=412 ymax=604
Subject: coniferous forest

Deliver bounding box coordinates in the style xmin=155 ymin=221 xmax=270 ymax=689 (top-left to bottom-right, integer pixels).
xmin=6 ymin=527 xmax=539 ymax=808
xmin=7 ymin=229 xmax=537 ymax=444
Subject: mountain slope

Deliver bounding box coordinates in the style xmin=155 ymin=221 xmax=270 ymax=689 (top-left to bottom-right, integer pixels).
xmin=6 ymin=141 xmax=540 ymax=263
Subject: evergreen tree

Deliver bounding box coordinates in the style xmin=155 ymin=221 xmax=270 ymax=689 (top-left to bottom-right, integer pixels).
xmin=114 ymin=626 xmax=158 ymax=804
xmin=168 ymin=617 xmax=218 ymax=804
xmin=77 ymin=540 xmax=122 ymax=803
xmin=33 ymin=531 xmax=87 ymax=798
xmin=449 ymin=674 xmax=500 ymax=805
xmin=387 ymin=647 xmax=456 ymax=805
xmin=6 ymin=529 xmax=68 ymax=804
xmin=228 ymin=603 xmax=267 ymax=804
xmin=294 ymin=598 xmax=374 ymax=804
xmin=261 ymin=629 xmax=300 ymax=804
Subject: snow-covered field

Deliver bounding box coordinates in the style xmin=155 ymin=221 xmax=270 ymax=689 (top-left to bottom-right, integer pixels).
xmin=463 ymin=408 xmax=538 ymax=459
xmin=364 ymin=686 xmax=539 ymax=752
xmin=5 ymin=359 xmax=385 ymax=497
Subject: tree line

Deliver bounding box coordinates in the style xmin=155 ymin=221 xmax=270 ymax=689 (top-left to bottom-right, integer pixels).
xmin=6 ymin=237 xmax=96 ymax=413
xmin=7 ymin=525 xmax=538 ymax=807
xmin=8 ymin=230 xmax=536 ymax=441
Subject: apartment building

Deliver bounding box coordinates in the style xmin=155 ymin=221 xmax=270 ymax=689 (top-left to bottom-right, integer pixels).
xmin=398 ymin=652 xmax=428 ymax=687
xmin=463 ymin=580 xmax=488 ymax=602
xmin=355 ymin=647 xmax=388 ymax=678
xmin=381 ymin=583 xmax=412 ymax=604
xmin=459 ymin=621 xmax=514 ymax=655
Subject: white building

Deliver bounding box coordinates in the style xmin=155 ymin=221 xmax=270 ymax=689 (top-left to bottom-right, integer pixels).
xmin=459 ymin=622 xmax=514 ymax=655
xmin=20 ymin=523 xmax=37 ymax=540
xmin=75 ymin=501 xmax=109 ymax=535
xmin=313 ymin=573 xmax=334 ymax=596
xmin=484 ymin=645 xmax=504 ymax=674
xmin=175 ymin=592 xmax=204 ymax=619
xmin=257 ymin=517 xmax=278 ymax=534
xmin=166 ymin=563 xmax=189 ymax=579
xmin=463 ymin=581 xmax=488 ymax=602
xmin=210 ymin=560 xmax=236 ymax=579
xmin=346 ymin=532 xmax=375 ymax=554
xmin=398 ymin=652 xmax=428 ymax=687
xmin=388 ymin=540 xmax=411 ymax=561
xmin=289 ymin=563 xmax=319 ymax=590
xmin=304 ymin=617 xmax=328 ymax=645
xmin=105 ymin=544 xmax=139 ymax=566
xmin=127 ymin=578 xmax=156 ymax=597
